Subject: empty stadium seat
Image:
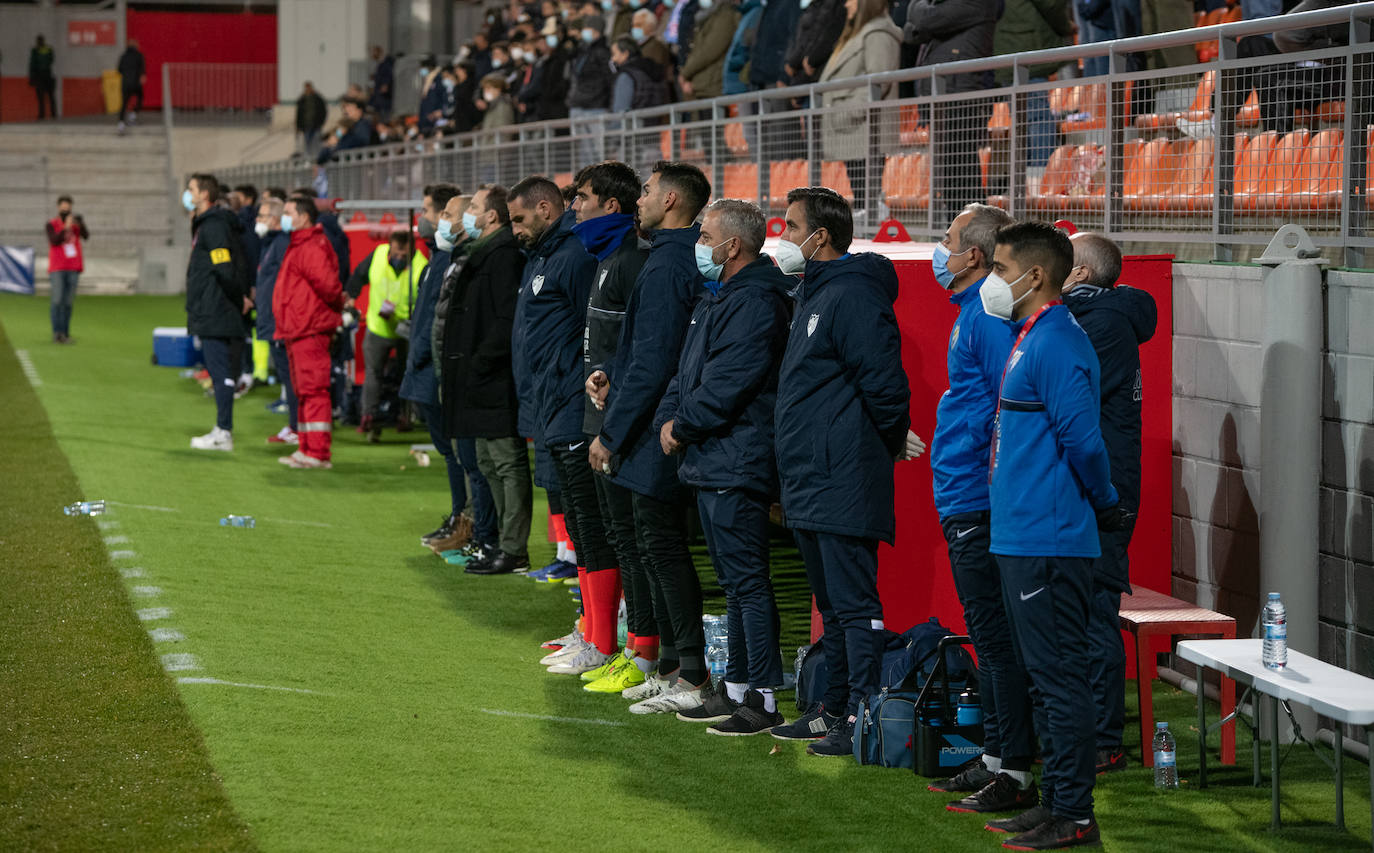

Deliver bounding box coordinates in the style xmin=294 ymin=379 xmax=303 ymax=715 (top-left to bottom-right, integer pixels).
xmin=721 ymin=162 xmax=760 ymax=203
xmin=1290 ymin=128 xmax=1344 ymax=212
xmin=1249 ymin=129 xmax=1310 ymax=212
xmin=1136 ymin=70 xmax=1215 ymax=130
xmin=820 ymin=161 xmax=855 ymax=201
xmin=1031 ymin=145 xmax=1076 ymax=212
xmin=1232 ymin=131 xmax=1274 ymax=208
xmin=989 ymin=101 xmax=1011 ymax=139
xmin=1124 ymin=137 xmax=1181 ymax=211
xmin=1165 ymin=136 xmax=1215 ymax=213
xmin=898 ymin=103 xmax=929 ymax=146
xmin=724 ymin=122 xmax=749 ymax=157
xmin=769 ymin=160 xmax=806 ymax=208
xmin=1061 ymin=143 xmax=1107 ymax=213
xmin=1237 ymin=91 xmax=1262 ymax=129
xmin=882 ymin=153 xmax=930 ymax=211
xmin=1060 ymin=82 xmax=1132 ymax=134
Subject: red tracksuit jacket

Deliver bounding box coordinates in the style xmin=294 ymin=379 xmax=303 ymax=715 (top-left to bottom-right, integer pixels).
xmin=273 ymin=225 xmax=343 ymax=340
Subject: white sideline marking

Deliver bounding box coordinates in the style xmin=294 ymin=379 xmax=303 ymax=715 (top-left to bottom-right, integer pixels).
xmin=262 ymin=517 xmax=334 ymax=528
xmin=106 ymin=500 xmax=178 ymax=513
xmin=478 ymin=708 xmax=627 ymax=727
xmin=96 ymin=520 xmax=120 ymax=530
xmin=161 ymin=653 xmax=201 ymax=672
xmin=131 ymin=585 xmax=161 ymax=597
xmin=148 ymin=627 xmax=185 ymax=642
xmin=103 ymin=534 xmax=130 ymax=545
xmin=109 ymin=549 xmax=137 ymax=560
xmin=177 ymin=677 xmax=323 ymax=695
xmin=137 ymin=607 xmax=172 ymax=621
xmin=14 ymin=350 xmax=42 ymax=387
xmin=120 ymin=567 xmax=145 ymax=578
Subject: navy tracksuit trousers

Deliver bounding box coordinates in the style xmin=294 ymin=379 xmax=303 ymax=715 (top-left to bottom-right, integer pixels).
xmin=793 ymin=528 xmax=884 ymax=719
xmin=1088 ymin=523 xmax=1134 ymax=751
xmin=200 ymin=336 xmax=243 ymax=431
xmin=698 ymin=488 xmax=784 ymax=689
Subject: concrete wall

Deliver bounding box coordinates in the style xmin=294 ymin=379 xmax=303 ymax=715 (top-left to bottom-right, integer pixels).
xmin=276 ymin=0 xmax=388 ymax=103
xmin=1172 ymin=261 xmax=1374 ymax=681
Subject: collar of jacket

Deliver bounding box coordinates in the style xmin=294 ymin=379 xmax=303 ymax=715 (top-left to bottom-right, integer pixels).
xmin=950 ymin=273 xmax=988 ymax=306
xmin=713 ymin=254 xmax=789 ymax=301
xmin=191 ymin=205 xmax=236 ymax=234
xmin=798 ymin=251 xmax=898 ymax=305
xmin=532 ymin=208 xmax=579 ymax=259
xmin=572 ymin=212 xmax=636 ymax=261
xmin=467 ymin=225 xmax=516 ymax=263
xmin=648 ymin=222 xmax=701 ymax=249
xmin=289 ymin=224 xmax=325 ymax=246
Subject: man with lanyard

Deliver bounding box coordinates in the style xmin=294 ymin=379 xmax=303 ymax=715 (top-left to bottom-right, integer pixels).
xmin=983 ymin=221 xmax=1127 ymax=850
xmin=925 ymin=203 xmax=1044 ymax=817
xmin=768 ymin=187 xmax=923 ymax=756
xmin=1062 ymin=232 xmax=1156 ymax=775
xmin=587 ymin=161 xmax=711 ymax=715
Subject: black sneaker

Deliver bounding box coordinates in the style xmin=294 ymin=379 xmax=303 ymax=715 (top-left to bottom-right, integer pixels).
xmin=771 ymin=707 xmax=838 ymax=741
xmin=929 ymin=757 xmax=997 ymax=793
xmin=1095 ymin=747 xmax=1127 ymax=774
xmin=468 ymin=551 xmax=530 ymax=575
xmin=460 ymin=545 xmax=499 ymax=574
xmin=947 ymin=773 xmax=1039 ymax=814
xmin=986 ymin=806 xmax=1053 ymax=834
xmin=709 ymin=690 xmax=785 ymax=736
xmin=805 ymin=716 xmax=855 ymax=757
xmin=1001 ymin=815 xmax=1100 ymax=850
xmin=676 ymin=688 xmax=738 ymax=723
xmin=421 ymin=514 xmax=455 ymax=546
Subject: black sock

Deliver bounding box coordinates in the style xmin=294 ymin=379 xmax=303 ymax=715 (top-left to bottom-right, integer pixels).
xmin=679 ymin=654 xmax=707 ymax=687
xmin=658 ymin=658 xmax=680 ymax=679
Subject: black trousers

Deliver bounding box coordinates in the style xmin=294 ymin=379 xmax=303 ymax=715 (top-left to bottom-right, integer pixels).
xmin=794 ymin=528 xmax=884 ymax=718
xmin=1088 ymin=523 xmax=1134 ymax=751
xmin=631 ymin=490 xmax=703 ymax=658
xmin=997 ymin=554 xmax=1096 ymax=822
xmin=120 ymin=85 xmax=143 ymax=122
xmin=550 ymin=444 xmax=617 ymax=572
xmin=270 ymin=341 xmax=298 ymax=431
xmin=200 ymin=336 xmax=243 ymax=431
xmin=595 ymin=474 xmax=659 ymax=639
xmin=698 ymin=488 xmax=783 ymax=689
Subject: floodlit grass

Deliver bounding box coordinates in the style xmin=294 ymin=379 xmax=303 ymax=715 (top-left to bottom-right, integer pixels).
xmin=0 ymin=293 xmax=1368 ymax=852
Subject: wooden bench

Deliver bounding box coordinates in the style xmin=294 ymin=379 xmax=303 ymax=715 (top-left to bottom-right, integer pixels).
xmin=1119 ymin=587 xmax=1237 ymax=766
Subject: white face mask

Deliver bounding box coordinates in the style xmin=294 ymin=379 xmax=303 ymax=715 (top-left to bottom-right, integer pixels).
xmin=254 ymin=221 xmax=269 ymax=239
xmin=980 ymin=268 xmax=1035 ymax=320
xmin=483 ymin=89 xmax=500 ymax=103
xmin=774 ymin=230 xmax=818 ymax=276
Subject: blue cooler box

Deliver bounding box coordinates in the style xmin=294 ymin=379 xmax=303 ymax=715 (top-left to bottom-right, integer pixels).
xmin=152 ymin=327 xmax=200 ymax=367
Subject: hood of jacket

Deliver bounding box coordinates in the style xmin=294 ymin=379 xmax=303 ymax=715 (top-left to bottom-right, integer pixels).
xmin=288 ymin=223 xmax=326 ymax=247
xmin=797 ymin=251 xmax=899 ymax=306
xmin=715 ymin=255 xmax=792 ymax=303
xmin=1064 ymin=282 xmax=1157 ymax=345
xmin=191 ymin=205 xmax=241 ymax=239
xmin=531 ymin=208 xmax=580 ymax=260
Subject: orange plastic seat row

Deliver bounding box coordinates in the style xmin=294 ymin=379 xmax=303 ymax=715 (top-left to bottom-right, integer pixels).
xmin=820 ymin=161 xmax=855 ymax=201
xmin=881 ymin=153 xmax=931 ymax=210
xmin=1136 ymin=70 xmax=1216 ymax=130
xmin=768 ymin=160 xmax=807 ymax=208
xmin=721 ymin=162 xmax=759 ymax=204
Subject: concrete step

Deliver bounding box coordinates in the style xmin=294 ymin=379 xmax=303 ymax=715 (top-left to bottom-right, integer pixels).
xmin=0 ymin=169 xmax=170 ymax=193
xmin=33 ymin=256 xmax=142 ymax=294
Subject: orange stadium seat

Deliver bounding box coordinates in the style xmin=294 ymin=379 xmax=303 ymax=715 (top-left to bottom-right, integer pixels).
xmin=821 ymin=161 xmax=855 ymax=201
xmin=979 ymin=146 xmax=992 ymax=189
xmin=1249 ymin=129 xmax=1310 ymax=212
xmin=1136 ymin=70 xmax=1215 ymax=130
xmin=988 ymin=101 xmax=1010 ymax=139
xmin=1232 ymin=130 xmax=1276 ymax=208
xmin=1165 ymin=136 xmax=1215 ymax=213
xmin=1290 ymin=128 xmax=1344 ymax=212
xmin=1123 ymin=137 xmax=1179 ymax=210
xmin=1236 ymin=90 xmax=1262 ymax=129
xmin=898 ymin=103 xmax=929 ymax=146
xmin=721 ymin=162 xmax=760 ymax=203
xmin=724 ymin=122 xmax=749 ymax=157
xmin=1031 ymin=144 xmax=1076 ymax=212
xmin=769 ymin=160 xmax=806 ymax=208
xmin=1062 ymin=143 xmax=1107 ymax=213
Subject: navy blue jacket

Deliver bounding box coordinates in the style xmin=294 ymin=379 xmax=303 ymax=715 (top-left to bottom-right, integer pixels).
xmin=655 ymin=255 xmax=792 ymax=496
xmin=1065 ymin=282 xmax=1157 ymax=513
xmin=317 ymin=212 xmax=350 ymax=287
xmin=523 ymin=209 xmax=597 ymax=446
xmin=775 ymin=253 xmax=912 ymax=544
xmin=253 ymin=230 xmax=289 ymax=339
xmin=599 ymin=224 xmax=703 ymax=500
xmin=399 ymin=238 xmax=449 ymax=406
xmin=237 ymin=206 xmax=262 ymax=271
xmin=931 ymin=275 xmax=1017 ymax=519
xmin=989 ymin=305 xmax=1118 ymax=558
xmin=748 ymin=0 xmax=803 ymax=88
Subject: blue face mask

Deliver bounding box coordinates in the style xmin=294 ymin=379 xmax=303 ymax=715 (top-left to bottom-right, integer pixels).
xmin=694 ymin=239 xmax=728 ymax=283
xmin=631 ymin=26 xmax=645 ymax=40
xmin=436 ymin=218 xmax=457 ymax=251
xmin=182 ymin=189 xmax=196 ymax=212
xmin=931 ymin=243 xmax=972 ymax=289
xmin=546 ymin=33 xmax=560 ymax=47
xmin=581 ymin=28 xmax=595 ymax=43
xmin=462 ymin=211 xmax=483 ymax=240
xmin=698 ymin=0 xmax=712 ymax=9
xmin=280 ymin=213 xmax=294 ymax=233
xmin=798 ymin=0 xmax=813 ymax=8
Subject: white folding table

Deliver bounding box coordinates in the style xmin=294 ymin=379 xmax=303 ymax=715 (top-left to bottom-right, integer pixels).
xmin=1177 ymin=638 xmax=1374 ymax=850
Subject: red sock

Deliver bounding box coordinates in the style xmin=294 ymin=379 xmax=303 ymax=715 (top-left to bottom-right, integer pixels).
xmin=626 ymin=632 xmax=638 ymax=654
xmin=576 ymin=565 xmax=590 ymax=640
xmin=584 ymin=569 xmax=623 ymax=655
xmin=635 ymin=634 xmax=660 ymax=662
xmin=551 ymin=513 xmax=569 ymax=543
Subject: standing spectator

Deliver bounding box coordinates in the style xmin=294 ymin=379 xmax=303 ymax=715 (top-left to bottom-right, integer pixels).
xmin=818 ymin=0 xmax=901 ymax=212
xmin=785 ymin=0 xmax=846 ymax=86
xmin=116 ymin=40 xmax=146 ymax=134
xmin=611 ymin=37 xmax=671 ymax=113
xmin=746 ymin=0 xmax=803 ymax=165
xmin=472 ymin=32 xmax=495 ymax=78
xmin=678 ymin=0 xmax=741 ymax=101
xmin=296 ymin=81 xmax=328 ymax=157
xmin=183 ymin=173 xmax=251 ymax=452
xmin=721 ymin=0 xmax=763 ymax=100
xmin=369 ymin=45 xmax=396 ymax=120
xmin=994 ymin=0 xmax=1073 ymax=170
xmin=665 ymin=0 xmax=702 ymax=62
xmin=254 ymin=196 xmax=298 ymax=445
xmin=274 ymin=195 xmax=344 ymax=469
xmin=631 ymin=8 xmax=674 ymax=74
xmin=478 ymin=74 xmax=518 ymax=130
xmin=567 ymin=15 xmax=614 ymax=165
xmin=46 ymin=195 xmax=88 ymax=344
xmin=360 ymin=232 xmax=428 ymax=442
xmin=1077 ymin=0 xmax=1117 ymax=76
xmin=519 ymin=21 xmax=572 ymax=122
xmin=28 ymin=35 xmax=56 ymax=120
xmin=1141 ymin=0 xmax=1195 ymax=69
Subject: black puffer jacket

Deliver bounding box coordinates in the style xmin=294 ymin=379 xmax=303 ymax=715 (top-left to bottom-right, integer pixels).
xmin=186 ymin=206 xmax=250 ymax=338
xmin=785 ymin=0 xmax=848 ymax=84
xmin=567 ymin=38 xmax=613 ymax=110
xmin=904 ymin=0 xmax=1001 ymax=93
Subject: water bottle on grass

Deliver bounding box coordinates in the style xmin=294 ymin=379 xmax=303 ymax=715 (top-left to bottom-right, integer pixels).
xmin=63 ymin=500 xmax=106 ymax=516
xmin=1153 ymin=722 xmax=1178 ymax=789
xmin=220 ymin=515 xmax=256 ymax=528
xmin=1262 ymin=592 xmax=1287 ymax=670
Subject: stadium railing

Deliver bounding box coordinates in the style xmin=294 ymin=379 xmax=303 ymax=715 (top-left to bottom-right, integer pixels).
xmin=161 ymin=62 xmax=275 ymax=125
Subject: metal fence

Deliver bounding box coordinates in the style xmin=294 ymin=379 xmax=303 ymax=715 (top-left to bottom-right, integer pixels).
xmin=162 ymin=63 xmax=275 ymax=124
xmin=214 ymin=3 xmax=1374 ymax=263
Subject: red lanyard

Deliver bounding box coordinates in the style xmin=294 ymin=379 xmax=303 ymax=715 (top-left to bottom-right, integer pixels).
xmin=994 ymin=300 xmax=1061 ymax=418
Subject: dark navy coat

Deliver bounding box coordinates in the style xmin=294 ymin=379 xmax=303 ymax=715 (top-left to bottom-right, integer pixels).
xmin=584 ymin=231 xmax=648 ymax=436
xmin=253 ymin=230 xmax=289 ymax=340
xmin=598 ymin=224 xmax=703 ymax=500
xmin=522 ymin=209 xmax=597 ymax=447
xmin=775 ymin=252 xmax=912 ymax=544
xmin=655 ymin=255 xmax=792 ymax=497
xmin=399 ymin=238 xmax=449 ymax=406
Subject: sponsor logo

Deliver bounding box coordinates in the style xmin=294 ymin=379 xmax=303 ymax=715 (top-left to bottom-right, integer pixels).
xmin=531 ymin=274 xmax=545 ymax=294
xmin=807 ymin=313 xmax=820 ymax=337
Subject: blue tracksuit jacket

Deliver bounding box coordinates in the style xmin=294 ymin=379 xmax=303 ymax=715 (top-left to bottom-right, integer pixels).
xmin=989 ymin=304 xmax=1118 ymax=558
xmin=775 ymin=252 xmax=912 ymax=545
xmin=253 ymin=230 xmax=289 ymax=340
xmin=399 ymin=239 xmax=450 ymax=406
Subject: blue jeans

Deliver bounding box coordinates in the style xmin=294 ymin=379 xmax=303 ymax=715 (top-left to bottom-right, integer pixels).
xmin=1027 ymin=78 xmax=1056 ymax=170
xmin=1080 ymin=19 xmax=1117 ymax=77
xmin=420 ymin=399 xmax=495 ymax=542
xmin=49 ymin=270 xmax=78 ymax=337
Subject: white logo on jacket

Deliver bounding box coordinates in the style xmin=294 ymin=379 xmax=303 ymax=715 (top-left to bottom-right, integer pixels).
xmin=597 ymin=269 xmax=609 ymax=291
xmin=1008 ymin=348 xmax=1025 ymax=372
xmin=531 ymin=274 xmax=545 ymax=295
xmin=807 ymin=313 xmax=820 ymax=337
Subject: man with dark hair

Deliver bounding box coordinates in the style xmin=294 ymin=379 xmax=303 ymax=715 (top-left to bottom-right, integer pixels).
xmin=28 ymin=35 xmax=56 ymax=120
xmin=981 ymin=220 xmax=1124 ymax=849
xmin=46 ymin=194 xmax=89 ymax=344
xmin=184 ymin=172 xmax=252 ymax=451
xmin=254 ymin=196 xmax=297 ymax=445
xmin=610 ymin=36 xmax=669 ymax=115
xmin=656 ymin=198 xmax=792 ymax=734
xmin=116 ymin=40 xmax=146 ymax=134
xmin=369 ymin=45 xmax=396 ymax=120
xmin=231 ymin=184 xmax=262 ymax=283
xmin=296 ymin=82 xmax=328 ymax=157
xmin=587 ymin=161 xmax=711 ymax=714
xmin=317 ymin=98 xmax=375 ymax=165
xmin=273 ymin=195 xmax=343 ymax=468
xmin=1062 ymin=232 xmax=1155 ymax=777
xmin=769 ymin=186 xmax=920 ymax=754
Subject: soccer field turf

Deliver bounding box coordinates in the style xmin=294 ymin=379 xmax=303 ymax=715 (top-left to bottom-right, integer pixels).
xmin=1 ymin=294 xmax=1369 ymax=852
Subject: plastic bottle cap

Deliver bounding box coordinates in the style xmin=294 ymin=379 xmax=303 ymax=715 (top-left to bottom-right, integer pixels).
xmin=1156 ymin=722 xmax=1168 ymax=729
xmin=1268 ymin=592 xmax=1280 ymax=600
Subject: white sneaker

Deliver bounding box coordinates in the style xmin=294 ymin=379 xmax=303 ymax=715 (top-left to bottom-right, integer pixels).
xmin=541 ymin=627 xmax=581 ymax=651
xmin=628 ymin=679 xmax=709 ymax=715
xmin=622 ymin=674 xmax=669 ymax=701
xmin=190 ymin=427 xmax=233 ymax=451
xmin=279 ymin=450 xmax=331 ymax=469
xmin=540 ymin=638 xmax=591 ymax=666
xmin=547 ymin=645 xmax=608 ymax=675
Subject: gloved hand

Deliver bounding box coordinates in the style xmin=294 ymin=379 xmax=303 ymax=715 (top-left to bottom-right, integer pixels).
xmin=1096 ymin=503 xmax=1136 ymax=532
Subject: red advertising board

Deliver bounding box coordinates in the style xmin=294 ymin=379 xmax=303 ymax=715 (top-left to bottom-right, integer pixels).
xmin=67 ymin=20 xmax=117 ymax=47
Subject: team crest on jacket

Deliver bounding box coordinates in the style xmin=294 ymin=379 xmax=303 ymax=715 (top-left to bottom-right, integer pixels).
xmin=531 ymin=274 xmax=545 ymax=295
xmin=807 ymin=313 xmax=819 ymax=337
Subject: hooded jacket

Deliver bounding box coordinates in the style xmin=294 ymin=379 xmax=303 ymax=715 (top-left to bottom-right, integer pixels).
xmin=254 ymin=230 xmax=290 ymax=340
xmin=785 ymin=0 xmax=847 ymax=84
xmin=399 ymin=238 xmax=450 ymax=407
xmin=523 ymin=209 xmax=598 ymax=446
xmin=186 ymin=206 xmax=251 ymax=339
xmin=599 ymin=224 xmax=703 ymax=500
xmin=580 ymin=221 xmax=648 ymax=436
xmin=655 ymin=255 xmax=792 ymax=496
xmin=775 ymin=252 xmax=912 ymax=544
xmin=273 ymin=224 xmax=343 ymax=341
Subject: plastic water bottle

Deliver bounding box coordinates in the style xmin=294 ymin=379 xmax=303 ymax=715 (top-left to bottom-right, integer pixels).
xmin=956 ymin=689 xmax=983 ymax=726
xmin=616 ymin=598 xmax=628 ymax=649
xmin=63 ymin=500 xmax=106 ymax=516
xmin=1262 ymin=592 xmax=1287 ymax=670
xmin=219 ymin=515 xmax=256 ymax=528
xmin=703 ymin=615 xmax=728 ymax=682
xmin=1152 ymin=722 xmax=1178 ymax=789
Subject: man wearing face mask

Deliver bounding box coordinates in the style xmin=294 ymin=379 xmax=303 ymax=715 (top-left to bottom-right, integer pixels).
xmin=272 ymin=195 xmax=343 ymax=469
xmin=926 ymin=204 xmax=1044 ymax=815
xmin=435 ymin=186 xmax=529 ymax=573
xmin=983 ymin=221 xmax=1125 ymax=849
xmin=566 ymin=15 xmax=613 ymax=165
xmin=360 ymin=232 xmax=427 ymax=443
xmin=520 ymin=22 xmax=572 ymax=122
xmin=770 ymin=187 xmax=921 ymax=754
xmin=1061 ymin=232 xmax=1155 ymax=777
xmin=654 ymin=199 xmax=792 ymax=735
xmin=631 ymin=8 xmax=673 ymax=74
xmin=253 ymin=196 xmax=298 ymax=446
xmin=587 ymin=162 xmax=712 ymax=715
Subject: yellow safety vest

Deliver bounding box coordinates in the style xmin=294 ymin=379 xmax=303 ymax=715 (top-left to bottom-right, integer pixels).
xmin=365 ymin=244 xmax=428 ymax=339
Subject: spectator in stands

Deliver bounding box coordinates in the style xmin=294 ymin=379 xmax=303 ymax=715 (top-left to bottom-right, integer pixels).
xmin=984 ymin=221 xmax=1122 ymax=849
xmin=472 ymin=32 xmax=496 ymax=78
xmin=317 ymin=98 xmax=375 ymax=164
xmin=116 ymin=40 xmax=146 ymax=134
xmin=632 ymin=8 xmax=674 ymax=74
xmin=184 ymin=173 xmax=251 ymax=452
xmin=656 ymin=198 xmax=792 ymax=735
xmin=46 ymin=195 xmax=88 ymax=344
xmin=1077 ymin=0 xmax=1116 ymax=76
xmin=721 ymin=0 xmax=763 ymax=100
xmin=994 ymin=0 xmax=1072 ymax=169
xmin=28 ymin=35 xmax=56 ymax=120
xmin=518 ymin=22 xmax=572 ymax=121
xmin=904 ymin=0 xmax=997 ymax=219
xmin=679 ymin=0 xmax=741 ymax=101
xmin=1140 ymin=0 xmax=1194 ymax=69
xmin=663 ymin=0 xmax=700 ymax=60
xmin=369 ymin=45 xmax=396 ymax=120
xmin=785 ymin=0 xmax=845 ymax=87
xmin=296 ymin=81 xmax=328 ymax=158
xmin=743 ymin=0 xmax=802 ymax=162
xmin=254 ymin=196 xmax=298 ymax=446
xmin=360 ymin=231 xmax=428 ymax=443
xmin=567 ymin=15 xmax=614 ymax=164
xmin=769 ymin=187 xmax=917 ymax=755
xmin=818 ymin=0 xmax=902 ymax=212
xmin=587 ymin=162 xmax=712 ymax=715
xmin=478 ymin=74 xmax=517 ymax=130
xmin=1062 ymin=232 xmax=1156 ymax=776
xmin=611 ymin=37 xmax=671 ymax=114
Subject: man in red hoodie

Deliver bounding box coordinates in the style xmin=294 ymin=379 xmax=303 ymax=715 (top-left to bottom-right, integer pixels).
xmin=274 ymin=195 xmax=343 ymax=469
xmin=47 ymin=194 xmax=89 ymax=343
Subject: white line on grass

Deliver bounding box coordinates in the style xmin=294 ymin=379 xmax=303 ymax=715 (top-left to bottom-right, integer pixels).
xmin=109 ymin=549 xmax=137 ymax=560
xmin=262 ymin=517 xmax=335 ymax=528
xmin=131 ymin=585 xmax=162 ymax=597
xmin=478 ymin=708 xmax=627 ymax=727
xmin=14 ymin=350 xmax=42 ymax=386
xmin=177 ymin=677 xmax=324 ymax=695
xmin=120 ymin=567 xmax=146 ymax=578
xmin=96 ymin=520 xmax=119 ymax=530
xmin=148 ymin=627 xmax=186 ymax=642
xmin=137 ymin=607 xmax=172 ymax=621
xmin=103 ymin=534 xmax=130 ymax=545
xmin=161 ymin=653 xmax=201 ymax=672
xmin=106 ymin=500 xmax=178 ymax=513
